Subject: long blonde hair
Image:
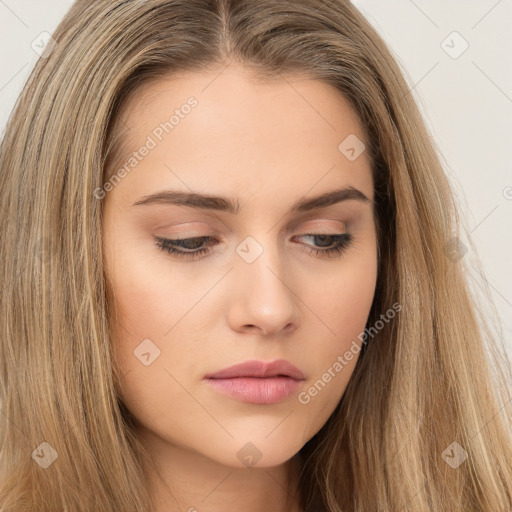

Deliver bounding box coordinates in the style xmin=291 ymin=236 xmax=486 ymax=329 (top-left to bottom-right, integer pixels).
xmin=1 ymin=1 xmax=511 ymax=510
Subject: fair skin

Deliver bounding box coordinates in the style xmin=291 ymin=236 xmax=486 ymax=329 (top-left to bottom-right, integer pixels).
xmin=102 ymin=62 xmax=378 ymax=512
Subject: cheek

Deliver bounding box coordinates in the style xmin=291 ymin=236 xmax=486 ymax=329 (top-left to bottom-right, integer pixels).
xmin=107 ymin=257 xmax=208 ymax=415
xmin=306 ymin=236 xmax=378 ymax=346
xmin=105 ymin=230 xmax=205 ymax=336
xmin=104 ymin=233 xmax=193 ymax=377
xmin=293 ymin=248 xmax=377 ymax=423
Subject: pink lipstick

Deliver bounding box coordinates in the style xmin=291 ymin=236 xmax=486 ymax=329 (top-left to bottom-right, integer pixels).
xmin=204 ymin=359 xmax=305 ymax=405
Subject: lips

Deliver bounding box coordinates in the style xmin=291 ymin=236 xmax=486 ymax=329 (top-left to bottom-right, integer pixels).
xmin=204 ymin=359 xmax=305 ymax=380
xmin=203 ymin=359 xmax=305 ymax=405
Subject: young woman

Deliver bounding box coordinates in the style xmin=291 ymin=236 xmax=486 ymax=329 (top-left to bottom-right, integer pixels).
xmin=1 ymin=1 xmax=511 ymax=511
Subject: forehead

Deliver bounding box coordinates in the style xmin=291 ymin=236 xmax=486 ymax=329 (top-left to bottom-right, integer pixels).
xmin=119 ymin=64 xmax=366 ymax=134
xmin=111 ymin=62 xmax=367 ymax=143
xmin=105 ymin=63 xmax=373 ymax=205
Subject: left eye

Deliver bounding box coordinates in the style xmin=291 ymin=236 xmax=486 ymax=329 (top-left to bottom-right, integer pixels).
xmin=295 ymin=233 xmax=354 ymax=257
xmin=154 ymin=233 xmax=354 ymax=260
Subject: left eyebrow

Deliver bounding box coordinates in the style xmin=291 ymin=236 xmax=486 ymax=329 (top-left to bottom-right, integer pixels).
xmin=131 ymin=186 xmax=373 ymax=213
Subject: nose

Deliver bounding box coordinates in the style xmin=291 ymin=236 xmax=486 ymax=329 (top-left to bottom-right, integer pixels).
xmin=226 ymin=239 xmax=300 ymax=337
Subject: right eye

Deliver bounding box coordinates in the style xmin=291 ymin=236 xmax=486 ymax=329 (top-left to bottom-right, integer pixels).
xmin=154 ymin=236 xmax=218 ymax=260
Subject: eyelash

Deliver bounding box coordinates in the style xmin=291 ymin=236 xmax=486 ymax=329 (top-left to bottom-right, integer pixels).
xmin=154 ymin=233 xmax=354 ymax=260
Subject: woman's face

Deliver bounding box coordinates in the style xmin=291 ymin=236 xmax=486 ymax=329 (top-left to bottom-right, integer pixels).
xmin=102 ymin=63 xmax=378 ymax=469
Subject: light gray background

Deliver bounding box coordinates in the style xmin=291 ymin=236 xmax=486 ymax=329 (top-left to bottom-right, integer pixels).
xmin=1 ymin=1 xmax=511 ymax=361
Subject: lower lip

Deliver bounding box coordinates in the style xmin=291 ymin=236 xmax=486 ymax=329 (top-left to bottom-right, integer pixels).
xmin=205 ymin=376 xmax=302 ymax=404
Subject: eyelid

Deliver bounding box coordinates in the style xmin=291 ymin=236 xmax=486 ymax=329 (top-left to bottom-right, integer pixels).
xmin=151 ymin=220 xmax=211 ymax=233
xmin=296 ymin=219 xmax=347 ymax=233
xmin=153 ymin=217 xmax=348 ymax=237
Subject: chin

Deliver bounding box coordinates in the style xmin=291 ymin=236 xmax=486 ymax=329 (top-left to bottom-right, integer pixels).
xmin=212 ymin=437 xmax=306 ymax=469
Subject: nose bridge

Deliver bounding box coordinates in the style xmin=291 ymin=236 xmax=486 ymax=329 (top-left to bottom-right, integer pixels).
xmin=229 ymin=232 xmax=299 ymax=334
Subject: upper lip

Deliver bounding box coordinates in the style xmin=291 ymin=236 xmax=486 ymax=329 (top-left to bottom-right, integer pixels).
xmin=204 ymin=359 xmax=305 ymax=380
